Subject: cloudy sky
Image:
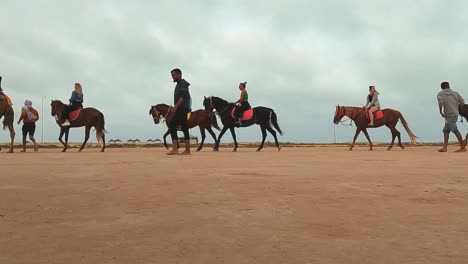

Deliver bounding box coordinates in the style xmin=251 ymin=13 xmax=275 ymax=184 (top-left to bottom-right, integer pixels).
xmin=1 ymin=0 xmax=468 ymax=144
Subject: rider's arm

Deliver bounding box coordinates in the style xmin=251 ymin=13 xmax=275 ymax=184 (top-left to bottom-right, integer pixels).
xmin=237 ymin=90 xmax=246 ymax=104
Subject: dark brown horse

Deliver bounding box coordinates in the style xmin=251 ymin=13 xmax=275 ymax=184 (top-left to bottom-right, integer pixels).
xmin=50 ymin=100 xmax=106 ymax=152
xmin=333 ymin=106 xmax=417 ymax=151
xmin=459 ymin=104 xmax=468 ymax=144
xmin=149 ymin=104 xmax=220 ymax=151
xmin=0 ymin=94 xmax=15 ymax=153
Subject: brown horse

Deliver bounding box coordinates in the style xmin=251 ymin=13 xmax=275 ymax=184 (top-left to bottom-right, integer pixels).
xmin=50 ymin=100 xmax=106 ymax=152
xmin=149 ymin=104 xmax=220 ymax=151
xmin=0 ymin=94 xmax=15 ymax=153
xmin=333 ymin=106 xmax=417 ymax=151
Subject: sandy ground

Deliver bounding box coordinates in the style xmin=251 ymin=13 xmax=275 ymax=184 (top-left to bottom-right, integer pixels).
xmin=1 ymin=146 xmax=467 ymax=264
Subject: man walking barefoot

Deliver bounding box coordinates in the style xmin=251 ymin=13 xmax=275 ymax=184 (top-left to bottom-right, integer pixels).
xmin=167 ymin=68 xmax=191 ymax=155
xmin=437 ymin=81 xmax=466 ymax=152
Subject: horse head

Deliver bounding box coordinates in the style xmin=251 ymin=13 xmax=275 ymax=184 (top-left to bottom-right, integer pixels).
xmin=149 ymin=105 xmax=161 ymax=124
xmin=333 ymin=105 xmax=345 ymax=124
xmin=203 ymin=96 xmax=229 ymax=113
xmin=203 ymin=96 xmax=213 ymax=111
xmin=50 ymin=100 xmax=66 ymax=117
xmin=149 ymin=104 xmax=172 ymax=124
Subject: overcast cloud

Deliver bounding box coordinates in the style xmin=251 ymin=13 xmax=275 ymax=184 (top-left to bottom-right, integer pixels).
xmin=1 ymin=0 xmax=468 ymax=144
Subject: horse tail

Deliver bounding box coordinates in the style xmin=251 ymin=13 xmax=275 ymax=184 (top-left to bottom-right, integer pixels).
xmin=398 ymin=112 xmax=418 ymax=144
xmin=209 ymin=111 xmax=221 ymax=131
xmin=95 ymin=112 xmax=107 ymax=146
xmin=269 ymin=109 xmax=283 ymax=136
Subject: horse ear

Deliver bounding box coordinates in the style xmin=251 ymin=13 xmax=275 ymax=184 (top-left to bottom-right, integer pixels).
xmin=204 ymin=96 xmax=206 ymax=99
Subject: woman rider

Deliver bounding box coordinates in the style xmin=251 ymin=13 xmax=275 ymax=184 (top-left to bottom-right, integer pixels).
xmin=62 ymin=83 xmax=84 ymax=126
xmin=235 ymin=82 xmax=250 ymax=125
xmin=365 ymin=85 xmax=380 ymax=126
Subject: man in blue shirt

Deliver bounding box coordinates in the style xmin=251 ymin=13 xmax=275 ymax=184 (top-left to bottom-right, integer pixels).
xmin=167 ymin=68 xmax=192 ymax=155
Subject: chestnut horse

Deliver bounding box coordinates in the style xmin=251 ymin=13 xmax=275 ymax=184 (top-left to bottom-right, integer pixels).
xmin=0 ymin=94 xmax=15 ymax=153
xmin=149 ymin=104 xmax=220 ymax=151
xmin=50 ymin=100 xmax=106 ymax=152
xmin=333 ymin=106 xmax=417 ymax=151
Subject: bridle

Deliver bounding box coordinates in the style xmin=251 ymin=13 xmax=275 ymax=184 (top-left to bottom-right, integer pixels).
xmin=152 ymin=105 xmax=172 ymax=122
xmin=206 ymin=96 xmax=230 ymax=116
xmin=336 ymin=106 xmax=354 ymax=126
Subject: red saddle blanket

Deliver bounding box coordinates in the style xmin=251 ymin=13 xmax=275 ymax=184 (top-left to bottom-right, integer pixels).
xmin=231 ymin=108 xmax=254 ymax=121
xmin=364 ymin=109 xmax=383 ymax=121
xmin=69 ymin=109 xmax=82 ymax=121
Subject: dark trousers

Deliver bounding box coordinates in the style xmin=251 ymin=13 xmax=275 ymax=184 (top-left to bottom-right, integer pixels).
xmin=170 ymin=107 xmax=190 ymax=141
xmin=62 ymin=101 xmax=83 ymax=120
xmin=236 ymin=101 xmax=251 ymax=118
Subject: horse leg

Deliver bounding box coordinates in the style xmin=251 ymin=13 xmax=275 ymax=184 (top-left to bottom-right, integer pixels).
xmin=8 ymin=124 xmax=15 ymax=153
xmin=266 ymin=126 xmax=280 ymax=151
xmin=349 ymin=128 xmax=362 ymax=151
xmin=100 ymin=133 xmax=106 ymax=152
xmin=58 ymin=128 xmax=66 ymax=151
xmin=79 ymin=126 xmax=91 ymax=152
xmin=465 ymin=132 xmax=468 ymax=146
xmin=163 ymin=130 xmax=170 ymax=150
xmin=215 ymin=126 xmax=229 ymax=151
xmin=229 ymin=127 xmax=238 ymax=152
xmin=385 ymin=126 xmax=396 ymax=151
xmin=395 ymin=128 xmax=404 ymax=149
xmin=257 ymin=126 xmax=268 ymax=152
xmin=63 ymin=128 xmax=70 ymax=152
xmin=362 ymin=128 xmax=373 ymax=151
xmin=206 ymin=127 xmax=218 ymax=151
xmin=197 ymin=128 xmax=206 ymax=152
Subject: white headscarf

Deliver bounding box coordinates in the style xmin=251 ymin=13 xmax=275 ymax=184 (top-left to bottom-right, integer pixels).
xmin=23 ymin=100 xmax=37 ymax=120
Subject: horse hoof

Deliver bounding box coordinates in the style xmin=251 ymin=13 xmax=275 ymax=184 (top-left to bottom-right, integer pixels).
xmin=62 ymin=149 xmax=66 ymax=153
xmin=232 ymin=149 xmax=237 ymax=152
xmin=256 ymin=149 xmax=261 ymax=152
xmin=387 ymin=148 xmax=392 ymax=151
xmin=369 ymin=149 xmax=373 ymax=151
xmin=196 ymin=149 xmax=201 ymax=152
xmin=400 ymin=146 xmax=405 ymax=150
xmin=278 ymin=147 xmax=281 ymax=151
xmin=78 ymin=149 xmax=83 ymax=152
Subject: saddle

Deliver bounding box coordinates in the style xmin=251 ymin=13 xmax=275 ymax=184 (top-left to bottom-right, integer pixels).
xmin=363 ymin=108 xmax=384 ymax=121
xmin=69 ymin=109 xmax=82 ymax=121
xmin=231 ymin=107 xmax=254 ymax=121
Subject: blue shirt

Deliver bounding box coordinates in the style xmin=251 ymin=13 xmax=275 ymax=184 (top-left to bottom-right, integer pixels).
xmin=69 ymin=91 xmax=83 ymax=103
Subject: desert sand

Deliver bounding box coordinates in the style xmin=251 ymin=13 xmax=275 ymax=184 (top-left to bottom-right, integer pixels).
xmin=1 ymin=146 xmax=467 ymax=264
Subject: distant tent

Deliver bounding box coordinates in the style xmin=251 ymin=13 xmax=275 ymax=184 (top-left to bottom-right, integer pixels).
xmin=155 ymin=139 xmax=161 ymax=142
xmin=146 ymin=139 xmax=154 ymax=143
xmin=115 ymin=139 xmax=122 ymax=143
xmin=134 ymin=139 xmax=141 ymax=143
xmin=127 ymin=139 xmax=135 ymax=143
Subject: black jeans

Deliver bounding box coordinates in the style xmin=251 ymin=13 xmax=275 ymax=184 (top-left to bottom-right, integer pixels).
xmin=62 ymin=101 xmax=83 ymax=120
xmin=170 ymin=107 xmax=190 ymax=141
xmin=236 ymin=101 xmax=251 ymax=118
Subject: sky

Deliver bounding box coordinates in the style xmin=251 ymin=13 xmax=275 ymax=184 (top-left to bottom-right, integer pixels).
xmin=1 ymin=0 xmax=468 ymax=144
